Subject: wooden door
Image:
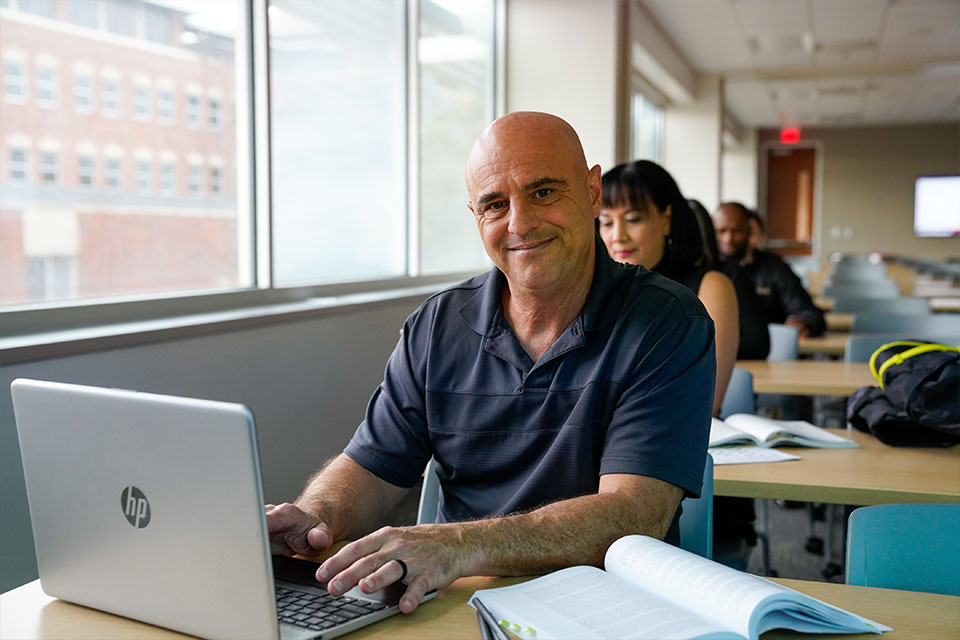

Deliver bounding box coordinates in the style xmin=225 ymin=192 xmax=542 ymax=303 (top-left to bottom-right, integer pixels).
xmin=765 ymin=146 xmax=816 ymax=256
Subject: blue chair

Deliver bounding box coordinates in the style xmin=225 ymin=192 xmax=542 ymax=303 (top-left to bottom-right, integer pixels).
xmin=850 ymin=314 xmax=960 ymax=334
xmin=678 ymin=454 xmax=714 ymax=559
xmin=845 ymin=334 xmax=960 ymax=363
xmin=832 ymin=297 xmax=930 ymax=314
xmin=720 ymin=368 xmax=755 ymax=418
xmin=846 ymin=504 xmax=960 ymax=595
xmin=767 ymin=324 xmax=799 ymax=361
xmin=822 ymin=281 xmax=899 ymax=298
xmin=418 ymin=455 xmax=717 ymax=560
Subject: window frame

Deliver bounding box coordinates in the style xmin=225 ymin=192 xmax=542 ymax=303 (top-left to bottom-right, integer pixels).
xmin=9 ymin=147 xmax=30 ymax=183
xmin=1 ymin=0 xmax=504 ymax=357
xmin=3 ymin=58 xmax=28 ymax=104
xmin=34 ymin=64 xmax=58 ymax=108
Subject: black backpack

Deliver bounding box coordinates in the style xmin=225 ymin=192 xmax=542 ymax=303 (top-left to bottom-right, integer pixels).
xmin=847 ymin=340 xmax=960 ymax=447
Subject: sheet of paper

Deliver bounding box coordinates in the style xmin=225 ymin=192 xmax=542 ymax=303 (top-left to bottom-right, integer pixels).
xmin=708 ymin=447 xmax=801 ymax=465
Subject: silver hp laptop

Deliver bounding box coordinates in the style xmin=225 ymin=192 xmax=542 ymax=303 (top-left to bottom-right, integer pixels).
xmin=12 ymin=378 xmax=430 ymax=640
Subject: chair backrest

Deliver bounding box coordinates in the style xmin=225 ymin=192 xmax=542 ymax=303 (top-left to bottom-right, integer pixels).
xmin=821 ymin=281 xmax=900 ymax=299
xmin=767 ymin=323 xmax=799 ymax=361
xmin=828 ymin=262 xmax=887 ymax=281
xmin=678 ymin=454 xmax=714 ymax=559
xmin=846 ymin=504 xmax=960 ymax=596
xmin=850 ymin=313 xmax=960 ymax=334
xmin=420 ymin=454 xmax=717 ymax=560
xmin=720 ymin=367 xmax=755 ymax=419
xmin=416 ymin=457 xmax=441 ymax=525
xmin=845 ymin=334 xmax=960 ymax=363
xmin=832 ymin=297 xmax=931 ymax=315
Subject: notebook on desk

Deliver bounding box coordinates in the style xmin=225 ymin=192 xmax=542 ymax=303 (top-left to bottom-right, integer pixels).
xmin=11 ymin=378 xmax=431 ymax=640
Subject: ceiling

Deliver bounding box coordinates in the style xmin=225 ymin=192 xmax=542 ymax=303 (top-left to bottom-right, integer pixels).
xmin=639 ymin=0 xmax=960 ymax=130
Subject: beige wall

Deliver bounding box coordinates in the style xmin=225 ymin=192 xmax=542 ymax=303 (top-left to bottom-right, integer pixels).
xmin=663 ymin=75 xmax=723 ymax=211
xmin=758 ymin=124 xmax=960 ymax=259
xmin=506 ymin=0 xmax=622 ymax=172
xmin=721 ymin=128 xmax=758 ymax=209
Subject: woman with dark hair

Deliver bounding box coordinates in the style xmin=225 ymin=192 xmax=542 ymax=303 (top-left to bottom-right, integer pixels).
xmin=598 ymin=160 xmax=738 ymax=417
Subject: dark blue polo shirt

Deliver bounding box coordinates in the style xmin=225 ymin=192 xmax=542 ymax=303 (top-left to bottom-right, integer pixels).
xmin=344 ymin=237 xmax=715 ymax=542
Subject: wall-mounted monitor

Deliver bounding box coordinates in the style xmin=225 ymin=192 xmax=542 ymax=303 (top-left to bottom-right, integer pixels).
xmin=914 ymin=175 xmax=960 ymax=238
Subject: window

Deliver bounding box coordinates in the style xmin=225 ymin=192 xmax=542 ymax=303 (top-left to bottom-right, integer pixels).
xmin=629 ymin=81 xmax=664 ymax=162
xmin=133 ymin=83 xmax=151 ymax=121
xmin=68 ymin=0 xmax=100 ymax=28
xmin=27 ymin=256 xmax=77 ymax=301
xmin=3 ymin=59 xmax=27 ymax=103
xmin=9 ymin=148 xmax=29 ymax=183
xmin=188 ymin=163 xmax=203 ymax=195
xmin=209 ymin=166 xmax=221 ymax=195
xmin=40 ymin=151 xmax=59 ymax=185
xmin=106 ymin=0 xmax=138 ymax=37
xmin=136 ymin=159 xmax=152 ymax=194
xmin=208 ymin=97 xmax=221 ymax=129
xmin=144 ymin=5 xmax=174 ymax=45
xmin=157 ymin=88 xmax=174 ymax=124
xmin=77 ymin=154 xmax=96 ymax=188
xmin=159 ymin=162 xmax=175 ymax=195
xmin=186 ymin=93 xmax=201 ymax=128
xmin=19 ymin=0 xmax=55 ymax=18
xmin=104 ymin=157 xmax=122 ymax=191
xmin=35 ymin=65 xmax=58 ymax=108
xmin=101 ymin=77 xmax=120 ymax=117
xmin=74 ymin=73 xmax=95 ymax=113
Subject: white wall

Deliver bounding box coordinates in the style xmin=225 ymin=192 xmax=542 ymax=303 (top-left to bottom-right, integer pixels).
xmin=0 ymin=296 xmax=431 ymax=592
xmin=663 ymin=75 xmax=723 ymax=210
xmin=721 ymin=128 xmax=758 ymax=208
xmin=506 ymin=0 xmax=622 ymax=172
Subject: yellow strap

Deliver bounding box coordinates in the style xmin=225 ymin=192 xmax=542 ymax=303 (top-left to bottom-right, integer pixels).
xmin=871 ymin=342 xmax=960 ymax=390
xmin=868 ymin=341 xmax=929 ymax=383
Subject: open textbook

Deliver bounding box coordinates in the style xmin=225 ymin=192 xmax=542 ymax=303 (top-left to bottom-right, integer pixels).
xmin=469 ymin=535 xmax=889 ymax=640
xmin=709 ymin=414 xmax=858 ymax=449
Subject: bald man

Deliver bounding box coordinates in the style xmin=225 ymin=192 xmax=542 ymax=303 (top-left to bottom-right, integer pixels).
xmin=266 ymin=112 xmax=715 ymax=613
xmin=715 ymin=202 xmax=825 ymax=338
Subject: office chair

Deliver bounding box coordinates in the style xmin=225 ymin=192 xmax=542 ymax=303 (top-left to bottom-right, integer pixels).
xmin=821 ymin=281 xmax=900 ymax=299
xmin=831 ymin=296 xmax=930 ymax=314
xmin=845 ymin=334 xmax=960 ymax=363
xmin=418 ymin=455 xmax=718 ymax=561
xmin=846 ymin=504 xmax=960 ymax=596
xmin=850 ymin=314 xmax=960 ymax=334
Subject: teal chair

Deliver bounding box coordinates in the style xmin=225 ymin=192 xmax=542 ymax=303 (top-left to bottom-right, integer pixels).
xmin=850 ymin=314 xmax=960 ymax=334
xmin=846 ymin=504 xmax=960 ymax=595
xmin=418 ymin=454 xmax=717 ymax=560
xmin=845 ymin=334 xmax=960 ymax=363
xmin=767 ymin=323 xmax=798 ymax=361
xmin=822 ymin=281 xmax=899 ymax=298
xmin=719 ymin=367 xmax=755 ymax=418
xmin=832 ymin=297 xmax=930 ymax=314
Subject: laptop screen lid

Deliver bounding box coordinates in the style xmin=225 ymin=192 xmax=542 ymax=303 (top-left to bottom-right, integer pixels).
xmin=12 ymin=378 xmax=280 ymax=640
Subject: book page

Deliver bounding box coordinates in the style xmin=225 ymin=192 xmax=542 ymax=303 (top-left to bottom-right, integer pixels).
xmin=721 ymin=414 xmax=790 ymax=443
xmin=605 ymin=536 xmax=785 ymax=638
xmin=709 ymin=418 xmax=757 ymax=447
xmin=724 ymin=414 xmax=857 ymax=447
xmin=469 ymin=566 xmax=739 ymax=640
xmin=708 ymin=447 xmax=801 ymax=465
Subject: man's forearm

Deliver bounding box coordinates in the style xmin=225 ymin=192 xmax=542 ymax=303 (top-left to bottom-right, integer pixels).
xmin=295 ymin=454 xmax=409 ymax=542
xmin=455 ymin=474 xmax=682 ymax=576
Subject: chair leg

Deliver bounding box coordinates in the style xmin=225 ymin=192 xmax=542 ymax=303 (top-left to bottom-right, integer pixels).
xmin=755 ymin=499 xmax=775 ymax=576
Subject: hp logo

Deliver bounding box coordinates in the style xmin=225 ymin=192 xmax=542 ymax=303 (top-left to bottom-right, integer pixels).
xmin=121 ymin=486 xmax=151 ymax=528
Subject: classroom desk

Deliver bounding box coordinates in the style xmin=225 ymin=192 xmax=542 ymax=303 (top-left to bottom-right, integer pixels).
xmin=714 ymin=428 xmax=960 ymax=505
xmin=3 ymin=575 xmax=959 ymax=639
xmin=735 ymin=360 xmax=875 ymax=396
xmin=798 ymin=332 xmax=848 ymax=357
xmin=824 ymin=312 xmax=854 ymax=331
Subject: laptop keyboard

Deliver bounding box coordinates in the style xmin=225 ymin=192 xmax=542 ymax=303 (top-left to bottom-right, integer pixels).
xmin=275 ymin=584 xmax=388 ymax=632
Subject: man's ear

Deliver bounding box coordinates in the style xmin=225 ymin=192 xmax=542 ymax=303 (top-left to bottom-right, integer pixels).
xmin=587 ymin=164 xmax=602 ymax=216
xmin=466 ymin=201 xmax=475 ymax=215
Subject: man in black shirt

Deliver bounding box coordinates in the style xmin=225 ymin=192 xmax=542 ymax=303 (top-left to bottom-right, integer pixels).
xmin=715 ymin=202 xmax=826 ymax=338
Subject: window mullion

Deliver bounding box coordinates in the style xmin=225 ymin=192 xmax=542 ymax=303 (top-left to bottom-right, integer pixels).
xmin=406 ymin=0 xmax=421 ymax=278
xmin=251 ymin=0 xmax=273 ymax=289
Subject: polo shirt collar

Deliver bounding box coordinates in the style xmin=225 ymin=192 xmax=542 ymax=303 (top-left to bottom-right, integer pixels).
xmin=458 ymin=235 xmax=628 ymax=336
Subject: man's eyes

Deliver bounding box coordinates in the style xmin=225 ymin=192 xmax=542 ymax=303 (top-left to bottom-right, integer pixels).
xmin=481 ymin=201 xmax=508 ymax=217
xmin=534 ymin=187 xmax=554 ymax=199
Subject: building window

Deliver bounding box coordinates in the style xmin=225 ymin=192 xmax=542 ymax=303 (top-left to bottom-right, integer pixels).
xmin=3 ymin=60 xmax=27 ymax=103
xmin=74 ymin=73 xmax=95 ymax=113
xmin=629 ymin=82 xmax=664 ymax=163
xmin=104 ymin=157 xmax=122 ymax=191
xmin=188 ymin=164 xmax=202 ymax=194
xmin=68 ymin=0 xmax=100 ymax=28
xmin=159 ymin=162 xmax=175 ymax=195
xmin=208 ymin=97 xmax=221 ymax=129
xmin=19 ymin=0 xmax=55 ymax=18
xmin=144 ymin=5 xmax=174 ymax=45
xmin=9 ymin=149 xmax=29 ymax=183
xmin=35 ymin=66 xmax=59 ymax=108
xmin=77 ymin=154 xmax=96 ymax=188
xmin=209 ymin=166 xmax=221 ymax=195
xmin=157 ymin=89 xmax=174 ymax=125
xmin=136 ymin=160 xmax=152 ymax=194
xmin=134 ymin=84 xmax=151 ymax=121
xmin=40 ymin=151 xmax=59 ymax=185
xmin=186 ymin=94 xmax=201 ymax=128
xmin=106 ymin=0 xmax=138 ymax=37
xmin=102 ymin=78 xmax=121 ymax=117
xmin=27 ymin=256 xmax=78 ymax=302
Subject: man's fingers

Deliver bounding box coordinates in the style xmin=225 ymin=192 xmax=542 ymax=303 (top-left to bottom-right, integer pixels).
xmin=358 ymin=558 xmax=407 ymax=593
xmin=398 ymin=578 xmax=431 ymax=614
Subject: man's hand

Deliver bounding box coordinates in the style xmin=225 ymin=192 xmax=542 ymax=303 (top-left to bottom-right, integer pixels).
xmin=317 ymin=523 xmax=470 ymax=614
xmin=265 ymin=502 xmax=334 ymax=557
xmin=784 ymin=315 xmax=810 ymax=339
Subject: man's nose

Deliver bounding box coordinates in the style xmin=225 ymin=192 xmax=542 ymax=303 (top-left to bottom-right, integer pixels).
xmin=507 ymin=200 xmax=540 ymax=236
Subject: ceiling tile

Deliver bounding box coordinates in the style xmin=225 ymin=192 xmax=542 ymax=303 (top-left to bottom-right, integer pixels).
xmin=811 ymin=0 xmax=886 ymax=43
